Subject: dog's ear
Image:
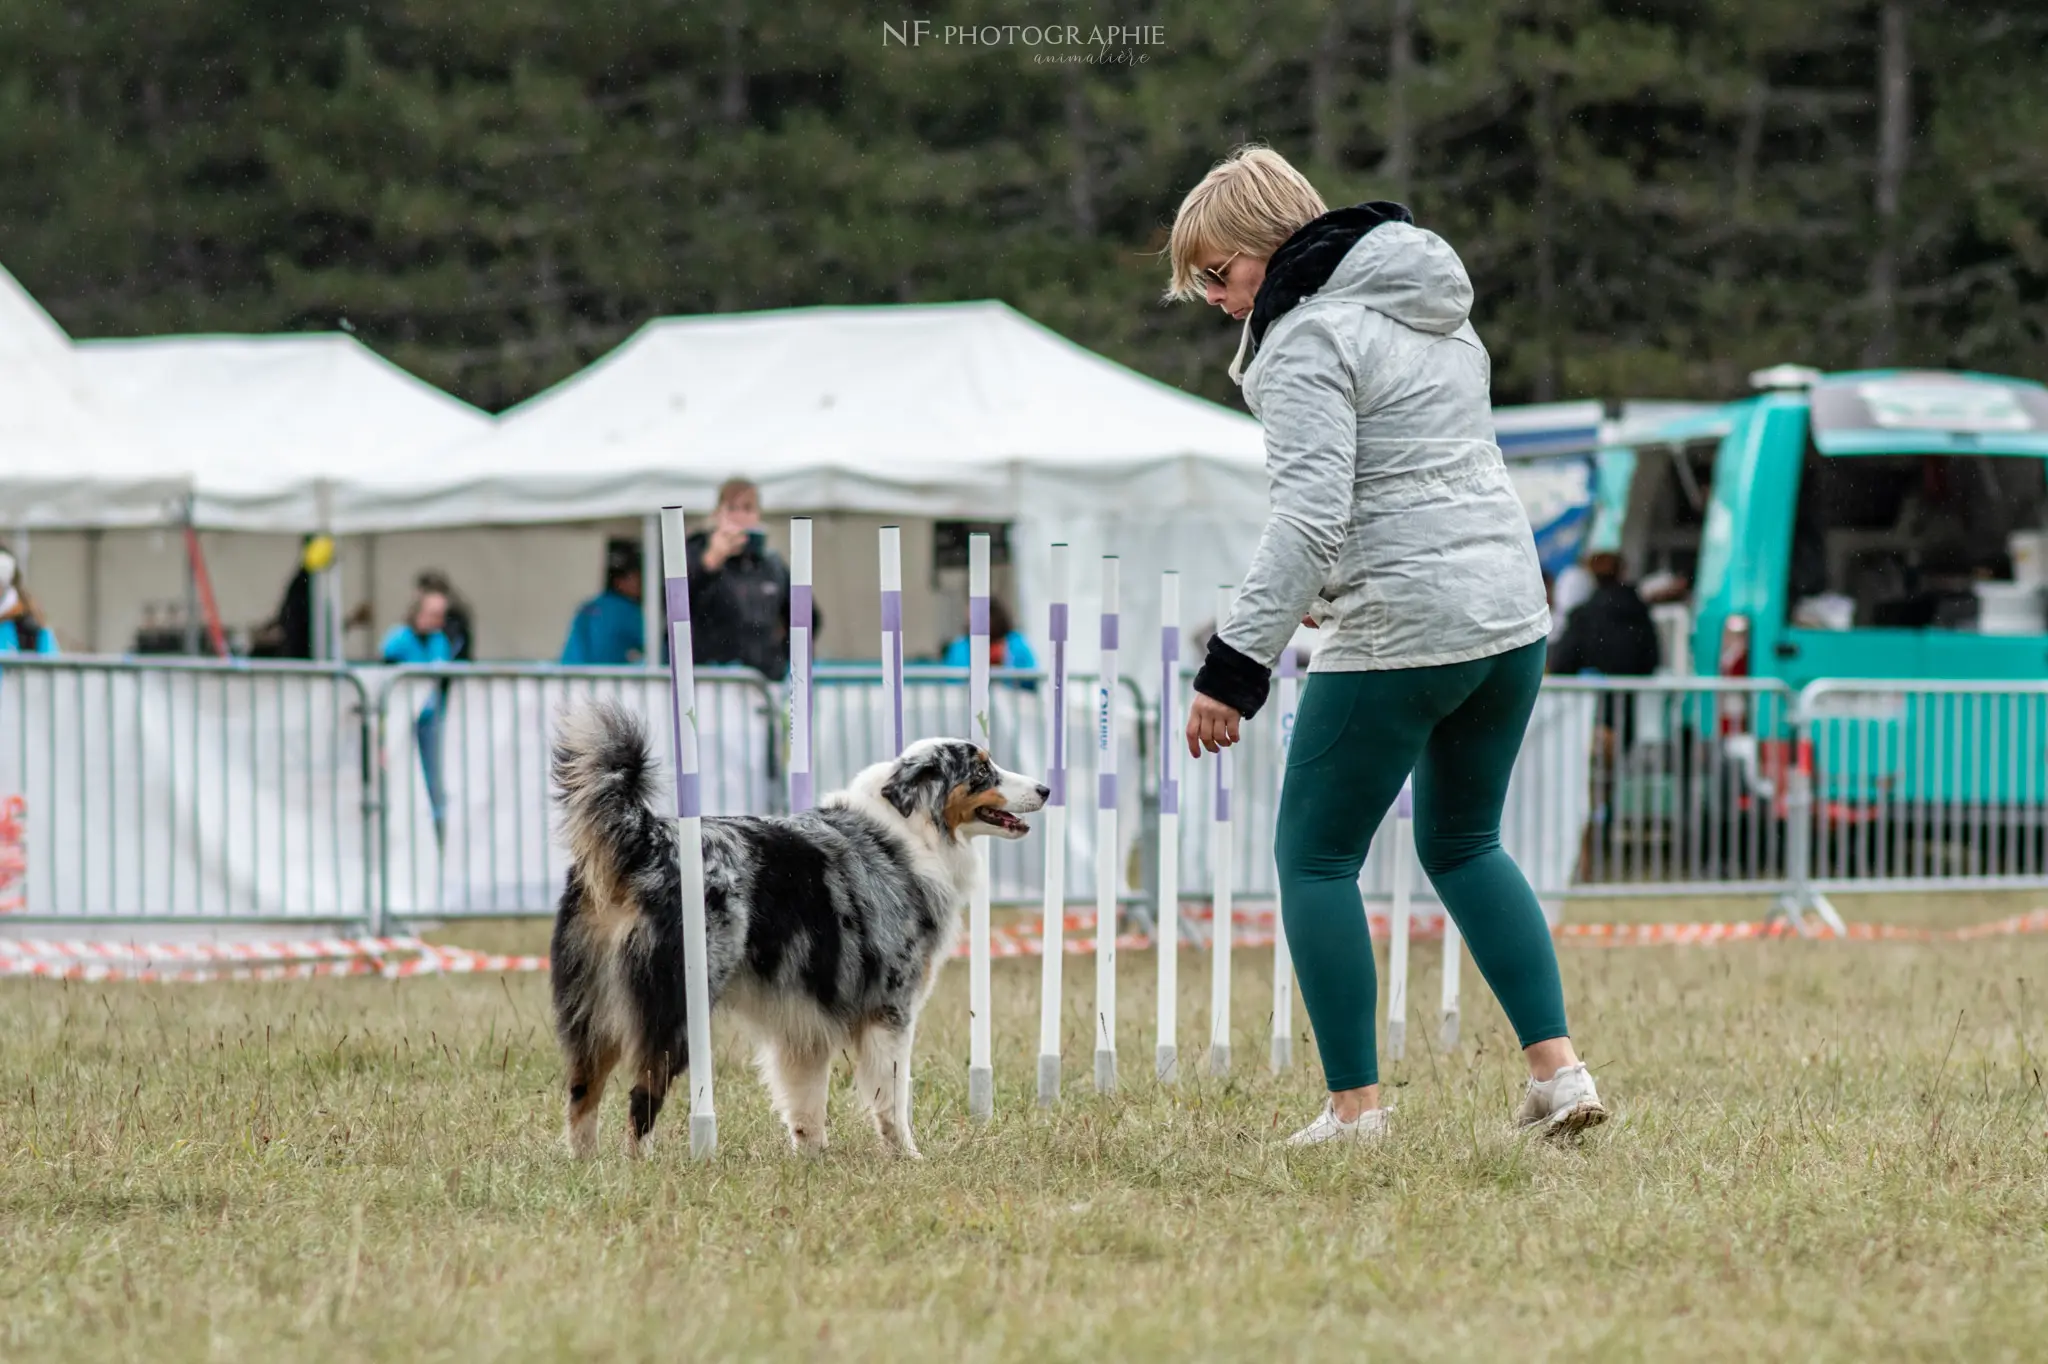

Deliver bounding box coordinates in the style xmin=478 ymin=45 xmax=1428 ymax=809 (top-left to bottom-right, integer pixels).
xmin=881 ymin=751 xmax=942 ymax=822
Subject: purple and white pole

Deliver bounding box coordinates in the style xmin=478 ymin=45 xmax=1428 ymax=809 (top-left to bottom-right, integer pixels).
xmin=1208 ymin=585 xmax=1235 ymax=1078
xmin=1387 ymin=778 xmax=1415 ymax=1061
xmin=879 ymin=526 xmax=905 ymax=759
xmin=1441 ymin=859 xmax=1463 ymax=1051
xmin=1093 ymin=555 xmax=1121 ymax=1095
xmin=660 ymin=506 xmax=717 ymax=1160
xmin=1269 ymin=645 xmax=1300 ymax=1073
xmin=1036 ymin=543 xmax=1070 ymax=1107
xmin=788 ymin=517 xmax=814 ymax=814
xmin=966 ymin=532 xmax=994 ymax=1122
xmin=1155 ymin=571 xmax=1182 ymax=1083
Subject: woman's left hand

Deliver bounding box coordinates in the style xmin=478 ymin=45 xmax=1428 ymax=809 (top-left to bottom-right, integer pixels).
xmin=1186 ymin=693 xmax=1242 ymax=758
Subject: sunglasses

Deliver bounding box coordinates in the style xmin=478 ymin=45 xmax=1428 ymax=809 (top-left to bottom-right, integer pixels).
xmin=1197 ymin=251 xmax=1242 ymax=291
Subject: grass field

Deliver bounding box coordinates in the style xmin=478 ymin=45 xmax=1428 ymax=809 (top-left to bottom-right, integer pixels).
xmin=5 ymin=894 xmax=2047 ymax=1362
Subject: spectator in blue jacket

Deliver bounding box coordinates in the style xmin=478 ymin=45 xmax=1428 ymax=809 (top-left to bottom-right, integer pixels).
xmin=940 ymin=595 xmax=1037 ymax=686
xmin=561 ymin=540 xmax=648 ymax=666
xmin=383 ymin=588 xmax=455 ymax=839
xmin=0 ymin=547 xmax=57 ymax=656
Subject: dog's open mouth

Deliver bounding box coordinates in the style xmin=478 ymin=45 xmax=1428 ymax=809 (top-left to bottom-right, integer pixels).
xmin=975 ymin=807 xmax=1030 ymax=835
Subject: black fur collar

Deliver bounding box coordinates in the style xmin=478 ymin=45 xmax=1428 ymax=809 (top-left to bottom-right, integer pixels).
xmin=1246 ymin=201 xmax=1413 ymax=354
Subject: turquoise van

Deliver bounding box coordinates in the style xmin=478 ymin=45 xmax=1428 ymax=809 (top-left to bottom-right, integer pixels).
xmin=1617 ymin=369 xmax=2048 ymax=819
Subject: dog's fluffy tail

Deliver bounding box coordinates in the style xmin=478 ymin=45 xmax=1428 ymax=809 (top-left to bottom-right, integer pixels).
xmin=552 ymin=699 xmax=661 ymax=922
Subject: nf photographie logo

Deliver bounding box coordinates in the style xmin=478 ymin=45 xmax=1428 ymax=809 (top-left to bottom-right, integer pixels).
xmin=883 ymin=21 xmax=1166 ymax=63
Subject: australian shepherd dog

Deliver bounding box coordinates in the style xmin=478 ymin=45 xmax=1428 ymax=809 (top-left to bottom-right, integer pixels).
xmin=548 ymin=699 xmax=1047 ymax=1159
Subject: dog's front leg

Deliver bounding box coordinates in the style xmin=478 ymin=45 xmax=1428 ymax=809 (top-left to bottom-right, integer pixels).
xmin=762 ymin=1041 xmax=832 ymax=1154
xmin=857 ymin=1024 xmax=921 ymax=1159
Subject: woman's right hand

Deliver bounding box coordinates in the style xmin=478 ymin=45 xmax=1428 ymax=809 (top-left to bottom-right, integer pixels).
xmin=1186 ymin=692 xmax=1243 ymax=757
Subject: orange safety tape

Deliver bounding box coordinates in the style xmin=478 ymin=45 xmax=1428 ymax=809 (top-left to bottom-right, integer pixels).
xmin=6 ymin=910 xmax=2044 ymax=982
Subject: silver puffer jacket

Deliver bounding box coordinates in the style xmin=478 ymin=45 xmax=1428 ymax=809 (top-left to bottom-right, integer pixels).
xmin=1220 ymin=222 xmax=1550 ymax=674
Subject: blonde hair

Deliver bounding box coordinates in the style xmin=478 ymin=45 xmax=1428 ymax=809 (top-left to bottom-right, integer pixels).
xmin=1163 ymin=145 xmax=1328 ymax=302
xmin=717 ymin=476 xmax=759 ymax=510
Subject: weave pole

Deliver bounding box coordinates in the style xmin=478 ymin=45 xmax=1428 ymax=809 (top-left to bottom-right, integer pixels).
xmin=1093 ymin=556 xmax=1121 ymax=1095
xmin=967 ymin=532 xmax=994 ymax=1122
xmin=659 ymin=507 xmax=717 ymax=1159
xmin=789 ymin=517 xmax=815 ymax=813
xmin=1440 ymin=913 xmax=1463 ymax=1050
xmin=1154 ymin=571 xmax=1182 ymax=1084
xmin=1386 ymin=780 xmax=1414 ymax=1060
xmin=879 ymin=526 xmax=905 ymax=758
xmin=1036 ymin=543 xmax=1071 ymax=1105
xmin=1208 ymin=585 xmax=1235 ymax=1078
xmin=1269 ymin=645 xmax=1300 ymax=1073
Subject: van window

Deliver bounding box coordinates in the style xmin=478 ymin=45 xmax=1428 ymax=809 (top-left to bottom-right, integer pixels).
xmin=1619 ymin=441 xmax=1716 ymax=583
xmin=1785 ymin=450 xmax=2047 ymax=629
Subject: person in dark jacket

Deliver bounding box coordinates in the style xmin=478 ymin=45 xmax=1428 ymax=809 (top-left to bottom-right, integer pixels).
xmin=686 ymin=478 xmax=816 ymax=680
xmin=1548 ymin=553 xmax=1660 ymax=679
xmin=253 ymin=534 xmax=326 ymax=660
xmin=1549 ymin=553 xmax=1661 ymax=873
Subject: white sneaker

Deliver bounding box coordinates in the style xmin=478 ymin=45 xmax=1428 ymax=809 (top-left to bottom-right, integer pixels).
xmin=1514 ymin=1063 xmax=1608 ymax=1137
xmin=1285 ymin=1100 xmax=1393 ymax=1147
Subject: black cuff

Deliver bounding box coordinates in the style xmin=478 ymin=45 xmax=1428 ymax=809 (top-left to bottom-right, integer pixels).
xmin=1193 ymin=636 xmax=1271 ymax=719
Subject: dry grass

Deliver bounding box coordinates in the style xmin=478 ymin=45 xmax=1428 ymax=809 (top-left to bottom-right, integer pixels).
xmin=5 ymin=900 xmax=2047 ymax=1362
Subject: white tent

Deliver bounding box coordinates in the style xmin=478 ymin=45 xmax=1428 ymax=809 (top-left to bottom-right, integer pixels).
xmin=0 ymin=265 xmax=188 ymax=530
xmin=346 ymin=299 xmax=1270 ymax=525
xmin=346 ymin=300 xmax=1274 ymax=674
xmin=73 ymin=332 xmax=494 ymax=532
xmin=341 ymin=301 xmax=1620 ymax=674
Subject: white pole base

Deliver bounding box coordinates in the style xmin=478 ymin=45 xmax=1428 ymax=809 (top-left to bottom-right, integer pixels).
xmin=1155 ymin=1044 xmax=1178 ymax=1084
xmin=1094 ymin=1049 xmax=1117 ymax=1094
xmin=1208 ymin=1042 xmax=1231 ymax=1076
xmin=968 ymin=1066 xmax=993 ymax=1122
xmin=1388 ymin=1019 xmax=1407 ymax=1063
xmin=1269 ymin=1035 xmax=1291 ymax=1073
xmin=1037 ymin=1054 xmax=1060 ymax=1107
xmin=1440 ymin=1010 xmax=1460 ymax=1051
xmin=689 ymin=1113 xmax=717 ymax=1161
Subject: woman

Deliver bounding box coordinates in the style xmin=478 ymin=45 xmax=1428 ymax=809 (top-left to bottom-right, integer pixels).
xmin=383 ymin=588 xmax=455 ymax=840
xmin=1167 ymin=146 xmax=1605 ymax=1144
xmin=0 ymin=547 xmax=58 ymax=655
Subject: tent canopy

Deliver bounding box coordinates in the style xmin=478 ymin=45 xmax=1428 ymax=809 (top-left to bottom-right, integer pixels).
xmin=0 ymin=267 xmax=190 ymax=529
xmin=347 ymin=300 xmax=1271 ymax=531
xmin=73 ymin=333 xmax=495 ymax=531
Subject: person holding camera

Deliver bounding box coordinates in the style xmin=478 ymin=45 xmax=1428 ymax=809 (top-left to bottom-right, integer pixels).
xmin=686 ymin=477 xmax=813 ymax=681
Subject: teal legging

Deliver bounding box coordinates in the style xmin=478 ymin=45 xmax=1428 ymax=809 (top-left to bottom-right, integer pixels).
xmin=1275 ymin=638 xmax=1566 ymax=1091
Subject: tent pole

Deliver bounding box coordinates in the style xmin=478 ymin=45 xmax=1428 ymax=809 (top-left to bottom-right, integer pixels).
xmin=641 ymin=513 xmax=662 ymax=666
xmin=313 ymin=480 xmax=336 ymax=663
xmin=182 ymin=497 xmax=202 ymax=657
xmin=85 ymin=528 xmax=102 ymax=654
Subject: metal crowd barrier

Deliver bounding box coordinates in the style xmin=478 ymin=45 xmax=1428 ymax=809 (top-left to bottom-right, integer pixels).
xmin=1529 ymin=676 xmax=1799 ymax=898
xmin=802 ymin=664 xmax=1153 ymax=910
xmin=3 ymin=657 xmax=2044 ymax=935
xmin=0 ymin=656 xmax=374 ymax=925
xmin=374 ymin=664 xmax=778 ymax=927
xmin=1797 ymin=679 xmax=2048 ymax=893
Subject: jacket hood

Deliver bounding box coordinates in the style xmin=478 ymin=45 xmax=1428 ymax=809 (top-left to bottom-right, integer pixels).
xmin=1230 ymin=203 xmax=1474 ymax=384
